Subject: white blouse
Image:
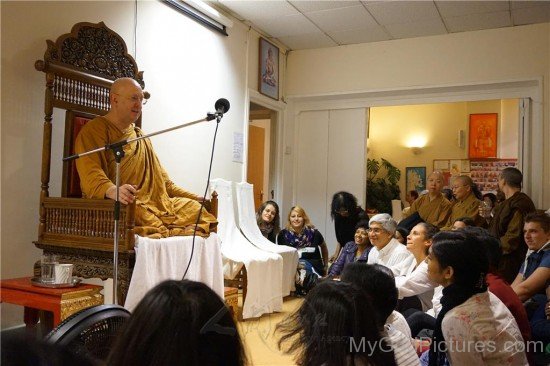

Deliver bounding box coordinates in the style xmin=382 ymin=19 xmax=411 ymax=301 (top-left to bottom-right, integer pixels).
xmin=442 ymin=291 xmax=528 ymax=366
xmin=396 ymin=260 xmax=437 ymax=311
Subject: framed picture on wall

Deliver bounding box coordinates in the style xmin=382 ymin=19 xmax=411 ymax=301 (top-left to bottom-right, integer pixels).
xmin=469 ymin=113 xmax=497 ymax=158
xmin=258 ymin=37 xmax=279 ymax=100
xmin=406 ymin=167 xmax=426 ymax=193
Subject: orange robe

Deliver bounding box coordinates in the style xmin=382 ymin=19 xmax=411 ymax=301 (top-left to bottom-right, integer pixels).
xmin=441 ymin=192 xmax=485 ymax=230
xmin=409 ymin=193 xmax=452 ymax=228
xmin=75 ymin=117 xmax=217 ymax=238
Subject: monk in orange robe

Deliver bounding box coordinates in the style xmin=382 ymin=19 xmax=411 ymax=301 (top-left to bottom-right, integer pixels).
xmin=75 ymin=78 xmax=217 ymax=238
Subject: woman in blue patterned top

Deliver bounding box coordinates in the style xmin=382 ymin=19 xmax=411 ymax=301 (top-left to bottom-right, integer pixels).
xmin=277 ymin=206 xmax=329 ymax=294
xmin=328 ymin=220 xmax=371 ymax=278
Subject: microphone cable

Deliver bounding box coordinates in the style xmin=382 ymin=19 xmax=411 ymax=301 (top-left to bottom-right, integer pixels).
xmin=181 ymin=118 xmax=221 ymax=280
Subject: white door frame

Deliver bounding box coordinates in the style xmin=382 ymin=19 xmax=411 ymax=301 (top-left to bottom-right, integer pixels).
xmin=285 ymin=77 xmax=543 ymax=209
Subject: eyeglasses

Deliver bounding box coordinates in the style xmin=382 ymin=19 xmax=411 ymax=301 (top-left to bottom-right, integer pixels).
xmin=367 ymin=228 xmax=386 ymax=234
xmin=113 ymin=92 xmax=147 ymax=105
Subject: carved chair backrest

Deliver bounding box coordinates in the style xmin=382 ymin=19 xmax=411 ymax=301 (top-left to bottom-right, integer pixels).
xmin=35 ymin=21 xmax=147 ymax=199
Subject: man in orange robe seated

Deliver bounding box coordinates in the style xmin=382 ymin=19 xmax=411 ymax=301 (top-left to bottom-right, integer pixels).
xmin=75 ymin=77 xmax=217 ymax=238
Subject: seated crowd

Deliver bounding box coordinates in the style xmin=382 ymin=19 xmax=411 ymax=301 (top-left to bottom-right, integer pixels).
xmin=7 ymin=167 xmax=548 ymax=366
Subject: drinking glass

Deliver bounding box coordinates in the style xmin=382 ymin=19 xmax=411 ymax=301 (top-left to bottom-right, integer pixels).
xmin=41 ymin=254 xmax=59 ymax=284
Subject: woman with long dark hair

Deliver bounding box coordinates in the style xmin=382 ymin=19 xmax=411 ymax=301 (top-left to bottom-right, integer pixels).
xmin=107 ymin=280 xmax=247 ymax=366
xmin=277 ymin=280 xmax=397 ymax=366
xmin=256 ymin=200 xmax=281 ymax=243
xmin=425 ymin=231 xmax=527 ymax=366
xmin=330 ymin=191 xmax=365 ymax=261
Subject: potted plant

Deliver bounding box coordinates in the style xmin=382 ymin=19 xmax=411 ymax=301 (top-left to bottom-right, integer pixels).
xmin=366 ymin=158 xmax=401 ymax=215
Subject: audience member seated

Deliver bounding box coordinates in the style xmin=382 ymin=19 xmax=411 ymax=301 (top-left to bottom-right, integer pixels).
xmin=511 ymin=212 xmax=550 ymax=320
xmin=367 ymin=214 xmax=414 ymax=276
xmin=442 ymin=175 xmax=484 ymax=230
xmin=277 ymin=206 xmax=329 ymax=294
xmin=327 ymin=220 xmax=371 ymax=278
xmin=402 ymin=190 xmax=419 ymax=218
xmin=488 ymin=167 xmax=536 ymax=283
xmin=395 ymin=226 xmax=410 ymax=245
xmin=329 ymin=191 xmax=366 ymax=262
xmin=341 ymin=263 xmax=420 ymax=366
xmin=407 ymin=172 xmax=452 ymax=229
xmin=277 ymin=280 xmax=397 ymax=366
xmin=396 ymin=223 xmax=439 ymax=313
xmin=530 ymin=285 xmax=550 ymax=350
xmin=107 ymin=280 xmax=246 ymax=366
xmin=256 ymin=200 xmax=281 ymax=243
xmin=482 ymin=192 xmax=498 ymax=219
xmin=425 ymin=230 xmax=528 ymax=366
xmin=450 ymin=216 xmax=475 ymax=230
xmin=462 ymin=226 xmax=534 ymax=365
xmin=75 ymin=78 xmax=216 ymax=238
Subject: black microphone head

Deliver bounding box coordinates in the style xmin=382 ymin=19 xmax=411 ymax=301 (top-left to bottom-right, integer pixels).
xmin=214 ymin=98 xmax=230 ymax=114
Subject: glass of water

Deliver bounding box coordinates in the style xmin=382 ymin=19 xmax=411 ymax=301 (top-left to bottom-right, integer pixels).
xmin=41 ymin=254 xmax=59 ymax=284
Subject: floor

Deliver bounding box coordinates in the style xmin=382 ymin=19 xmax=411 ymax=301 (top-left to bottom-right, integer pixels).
xmin=1 ymin=295 xmax=304 ymax=366
xmin=238 ymin=296 xmax=302 ymax=366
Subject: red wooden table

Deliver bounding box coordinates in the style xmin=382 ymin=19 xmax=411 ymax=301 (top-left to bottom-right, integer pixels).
xmin=0 ymin=277 xmax=103 ymax=330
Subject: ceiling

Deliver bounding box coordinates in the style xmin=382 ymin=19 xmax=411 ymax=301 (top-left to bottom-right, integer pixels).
xmin=212 ymin=1 xmax=550 ymax=50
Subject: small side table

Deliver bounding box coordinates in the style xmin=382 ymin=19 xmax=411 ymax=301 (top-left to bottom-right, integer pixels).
xmin=0 ymin=277 xmax=103 ymax=331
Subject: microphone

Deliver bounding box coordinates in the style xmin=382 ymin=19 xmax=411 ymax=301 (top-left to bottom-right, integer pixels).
xmin=207 ymin=98 xmax=230 ymax=121
xmin=215 ymin=98 xmax=230 ymax=114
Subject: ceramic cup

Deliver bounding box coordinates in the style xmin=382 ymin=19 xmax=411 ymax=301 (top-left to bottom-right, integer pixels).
xmin=54 ymin=264 xmax=73 ymax=284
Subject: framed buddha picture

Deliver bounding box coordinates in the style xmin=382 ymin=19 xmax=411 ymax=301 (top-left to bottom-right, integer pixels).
xmin=259 ymin=37 xmax=279 ymax=100
xmin=469 ymin=113 xmax=497 ymax=158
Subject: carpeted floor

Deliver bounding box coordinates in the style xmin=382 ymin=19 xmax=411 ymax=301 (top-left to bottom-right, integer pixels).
xmin=238 ymin=296 xmax=303 ymax=366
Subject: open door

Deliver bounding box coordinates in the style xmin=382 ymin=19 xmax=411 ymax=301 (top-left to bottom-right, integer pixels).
xmin=247 ymin=102 xmax=275 ymax=211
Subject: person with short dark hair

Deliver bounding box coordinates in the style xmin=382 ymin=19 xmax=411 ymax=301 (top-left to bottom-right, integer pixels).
xmin=488 ymin=167 xmax=536 ymax=283
xmin=451 ymin=216 xmax=476 ymax=230
xmin=341 ymin=263 xmax=420 ymax=366
xmin=329 ymin=191 xmax=366 ymax=261
xmin=107 ymin=280 xmax=247 ymax=366
xmin=256 ymin=200 xmax=281 ymax=243
xmin=327 ymin=220 xmax=371 ymax=277
xmin=277 ymin=280 xmax=397 ymax=366
xmin=511 ymin=212 xmax=550 ymax=313
xmin=425 ymin=231 xmax=528 ymax=366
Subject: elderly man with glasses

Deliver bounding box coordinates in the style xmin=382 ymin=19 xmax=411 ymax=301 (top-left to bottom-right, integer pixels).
xmin=366 ymin=213 xmax=414 ymax=276
xmin=74 ymin=77 xmax=217 ymax=238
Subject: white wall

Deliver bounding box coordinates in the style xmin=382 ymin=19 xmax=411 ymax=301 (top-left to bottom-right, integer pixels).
xmin=0 ymin=0 xmax=256 ymax=328
xmin=284 ymin=23 xmax=549 ymax=210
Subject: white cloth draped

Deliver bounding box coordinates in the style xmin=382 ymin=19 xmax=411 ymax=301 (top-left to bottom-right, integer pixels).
xmin=210 ymin=178 xmax=283 ymax=319
xmin=124 ymin=233 xmax=224 ymax=311
xmin=235 ymin=182 xmax=298 ymax=296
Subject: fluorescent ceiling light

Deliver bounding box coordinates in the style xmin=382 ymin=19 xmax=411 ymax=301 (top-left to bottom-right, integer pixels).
xmin=163 ymin=0 xmax=233 ymax=35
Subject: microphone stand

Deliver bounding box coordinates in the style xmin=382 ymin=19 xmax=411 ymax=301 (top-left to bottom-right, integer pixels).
xmin=64 ymin=112 xmax=223 ymax=304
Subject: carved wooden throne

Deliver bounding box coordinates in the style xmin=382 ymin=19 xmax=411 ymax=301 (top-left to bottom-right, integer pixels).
xmin=33 ymin=22 xmax=217 ymax=304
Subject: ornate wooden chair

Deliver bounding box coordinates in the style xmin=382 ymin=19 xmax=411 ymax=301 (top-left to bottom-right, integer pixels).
xmin=33 ymin=22 xmax=217 ymax=305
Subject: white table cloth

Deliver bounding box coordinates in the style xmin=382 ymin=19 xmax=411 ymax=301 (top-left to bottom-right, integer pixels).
xmin=124 ymin=233 xmax=224 ymax=311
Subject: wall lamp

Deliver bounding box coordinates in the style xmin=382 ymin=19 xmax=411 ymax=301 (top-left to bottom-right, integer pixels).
xmin=407 ymin=136 xmax=427 ymax=155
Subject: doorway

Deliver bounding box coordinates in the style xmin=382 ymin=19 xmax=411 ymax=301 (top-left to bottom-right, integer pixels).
xmin=247 ymin=102 xmax=276 ymax=210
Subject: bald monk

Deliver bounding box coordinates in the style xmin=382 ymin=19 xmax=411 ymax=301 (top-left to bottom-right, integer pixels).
xmin=408 ymin=171 xmax=452 ymax=228
xmin=441 ymin=175 xmax=485 ymax=230
xmin=75 ymin=78 xmax=217 ymax=238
